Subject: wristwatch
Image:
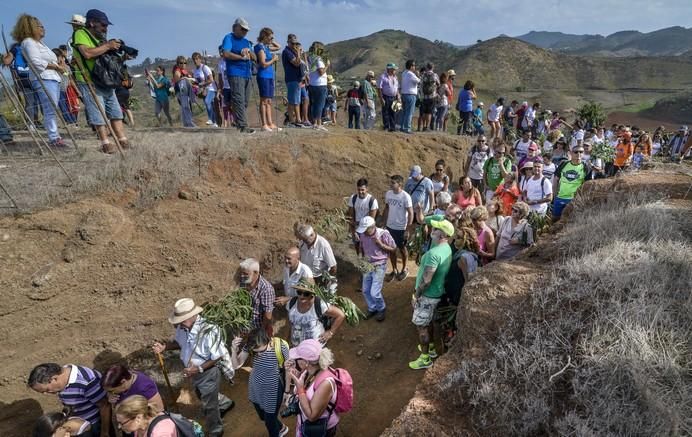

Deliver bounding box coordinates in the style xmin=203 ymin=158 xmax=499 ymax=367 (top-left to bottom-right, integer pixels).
xmin=198 ymin=365 xmax=204 ymax=374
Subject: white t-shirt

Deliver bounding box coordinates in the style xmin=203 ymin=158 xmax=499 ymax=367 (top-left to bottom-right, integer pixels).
xmin=522 ymin=107 xmax=535 ymax=129
xmin=349 ymin=194 xmax=379 ymax=223
xmin=385 ymin=190 xmax=412 ymax=230
xmin=542 ymin=140 xmax=554 ymax=154
xmin=299 ymin=235 xmax=336 ymax=277
xmin=308 ymin=56 xmax=327 ymax=86
xmin=468 ymin=149 xmax=490 ymax=180
xmin=400 ymin=70 xmax=420 ymax=95
xmin=283 ymin=262 xmax=314 ymax=298
xmin=488 ymin=103 xmax=502 ymax=122
xmin=542 ymin=162 xmax=556 ymax=181
xmin=514 ymin=139 xmax=533 ymax=160
xmin=524 ymin=176 xmax=553 ymax=215
xmin=194 ymin=64 xmax=217 ymax=92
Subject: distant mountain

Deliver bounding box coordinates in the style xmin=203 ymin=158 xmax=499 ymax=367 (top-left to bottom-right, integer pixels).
xmin=516 ymin=26 xmax=692 ymax=57
xmin=326 ymin=31 xmax=692 ymax=91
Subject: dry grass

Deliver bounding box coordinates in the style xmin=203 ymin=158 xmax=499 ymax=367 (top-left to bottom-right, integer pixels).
xmin=447 ymin=193 xmax=692 ymax=436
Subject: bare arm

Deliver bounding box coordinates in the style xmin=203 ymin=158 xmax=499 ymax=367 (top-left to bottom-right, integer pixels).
xmin=319 ymin=305 xmax=345 ymax=342
xmin=77 ymin=39 xmax=120 ymax=60
xmin=414 ymin=266 xmax=437 ymax=297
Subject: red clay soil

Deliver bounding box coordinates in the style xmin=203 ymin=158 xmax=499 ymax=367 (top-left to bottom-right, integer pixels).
xmin=0 ymin=129 xmax=472 ymax=437
xmin=382 ymin=163 xmax=692 ymax=436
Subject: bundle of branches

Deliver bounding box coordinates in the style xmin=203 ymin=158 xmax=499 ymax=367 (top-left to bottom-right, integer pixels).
xmin=295 ymin=280 xmax=365 ymax=326
xmin=591 ymin=141 xmax=616 ymax=163
xmin=202 ymin=288 xmax=253 ymax=343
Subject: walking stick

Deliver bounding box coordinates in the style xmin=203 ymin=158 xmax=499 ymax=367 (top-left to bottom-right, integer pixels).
xmin=155 ymin=351 xmax=175 ymax=401
xmin=71 ymin=54 xmax=124 ymax=157
xmin=0 ymin=71 xmax=74 ymax=184
xmin=0 ymin=174 xmax=19 ymax=209
xmin=20 ymin=48 xmax=80 ymax=151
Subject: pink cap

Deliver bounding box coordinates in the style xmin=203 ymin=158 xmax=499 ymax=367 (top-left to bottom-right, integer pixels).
xmin=288 ymin=339 xmax=322 ymax=362
xmin=528 ymin=143 xmax=538 ymax=151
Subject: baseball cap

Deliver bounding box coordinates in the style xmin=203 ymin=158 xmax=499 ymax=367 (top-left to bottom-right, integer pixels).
xmin=353 ymin=80 xmax=360 ymax=87
xmin=234 ymin=17 xmax=250 ymax=30
xmin=528 ymin=143 xmax=538 ymax=151
xmin=287 ymin=34 xmax=299 ymax=44
xmin=409 ymin=165 xmax=422 ymax=178
xmin=430 ymin=219 xmax=454 ymax=237
xmin=478 ymin=102 xmax=484 ymax=106
xmin=356 ymin=216 xmax=376 ymax=234
xmin=289 ymin=339 xmax=322 ymax=362
xmin=85 ymin=9 xmax=113 ymax=25
xmin=386 ymin=63 xmax=398 ymax=70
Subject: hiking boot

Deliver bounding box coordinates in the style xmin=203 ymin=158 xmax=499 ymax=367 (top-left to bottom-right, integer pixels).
xmin=375 ymin=309 xmax=386 ymax=322
xmin=101 ymin=142 xmax=117 ymax=154
xmin=418 ymin=343 xmax=438 ymax=359
xmin=365 ymin=310 xmax=378 ymax=320
xmin=408 ymin=354 xmax=433 ymax=370
xmin=396 ymin=268 xmax=409 ymax=281
xmin=385 ymin=271 xmax=397 ymax=282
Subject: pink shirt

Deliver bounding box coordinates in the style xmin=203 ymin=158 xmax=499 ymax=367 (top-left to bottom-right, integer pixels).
xmin=138 ymin=417 xmax=177 ymax=437
xmin=298 ymin=372 xmax=339 ymax=436
xmin=358 ymin=228 xmax=395 ymax=266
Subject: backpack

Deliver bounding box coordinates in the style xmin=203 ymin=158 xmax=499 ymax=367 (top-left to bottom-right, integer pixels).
xmin=288 ymin=295 xmax=332 ymax=330
xmin=421 ymin=71 xmax=437 ymax=96
xmin=313 ymin=367 xmax=354 ymax=415
xmin=80 ymin=30 xmax=124 ymax=89
xmin=272 ymin=337 xmax=289 ymax=368
xmin=147 ymin=412 xmax=204 ymax=437
xmin=10 ymin=44 xmax=28 ymax=70
xmin=350 ymin=194 xmax=375 ymax=224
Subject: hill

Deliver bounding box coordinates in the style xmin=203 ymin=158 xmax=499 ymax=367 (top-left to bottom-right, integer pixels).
xmin=326 ymin=32 xmax=692 ymax=91
xmin=516 ymin=26 xmax=692 ymax=56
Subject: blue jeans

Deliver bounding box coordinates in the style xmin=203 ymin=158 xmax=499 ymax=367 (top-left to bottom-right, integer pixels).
xmin=308 ymin=85 xmax=327 ymax=123
xmin=552 ymin=197 xmax=572 ymax=219
xmin=204 ymin=89 xmax=216 ymax=122
xmin=77 ymin=82 xmax=123 ymax=126
xmin=401 ymin=94 xmax=416 ymax=132
xmin=32 ymin=79 xmax=60 ymax=141
xmin=362 ymin=263 xmax=386 ymax=312
xmin=17 ymin=72 xmax=39 ymax=123
xmin=348 ymin=106 xmax=361 ymax=129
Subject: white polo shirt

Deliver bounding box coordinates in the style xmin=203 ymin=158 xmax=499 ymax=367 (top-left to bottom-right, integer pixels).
xmin=299 ymin=235 xmax=337 ymax=278
xmin=283 ymin=262 xmax=314 ymax=297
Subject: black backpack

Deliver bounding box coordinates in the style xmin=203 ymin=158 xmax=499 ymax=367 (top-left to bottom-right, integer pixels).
xmin=288 ymin=295 xmax=332 ymax=330
xmin=81 ymin=30 xmax=124 ymax=89
xmin=147 ymin=412 xmax=203 ymax=437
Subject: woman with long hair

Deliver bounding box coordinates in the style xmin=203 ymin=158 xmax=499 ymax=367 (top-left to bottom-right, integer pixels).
xmin=115 ymin=395 xmax=182 ymax=437
xmin=101 ymin=364 xmax=164 ymax=412
xmin=172 ymin=55 xmax=196 ymax=127
xmin=14 ymin=14 xmax=66 ymax=147
xmin=636 ymin=132 xmax=653 ymax=157
xmin=434 ymin=72 xmax=449 ymax=131
xmin=452 ymin=176 xmax=483 ymax=211
xmin=469 ymin=206 xmax=496 ymax=265
xmin=191 ymin=52 xmax=217 ymax=127
xmin=430 ymin=159 xmax=450 ymax=195
xmin=255 ymin=27 xmax=281 ymax=132
xmin=495 ymin=201 xmax=534 ymax=260
xmin=485 ymin=199 xmax=506 ymax=235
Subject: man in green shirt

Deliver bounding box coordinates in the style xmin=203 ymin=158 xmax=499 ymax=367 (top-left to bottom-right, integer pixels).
xmin=552 ymin=146 xmax=590 ymax=221
xmin=360 ymin=71 xmax=377 ymax=129
xmin=483 ymin=144 xmax=513 ymax=203
xmin=71 ymin=9 xmax=129 ymax=154
xmin=409 ymin=219 xmax=453 ymax=370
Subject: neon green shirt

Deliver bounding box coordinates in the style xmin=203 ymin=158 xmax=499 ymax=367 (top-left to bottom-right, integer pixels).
xmin=556 ymin=161 xmax=587 ymax=199
xmin=72 ymin=29 xmax=99 ymax=83
xmin=415 ymin=241 xmax=452 ymax=299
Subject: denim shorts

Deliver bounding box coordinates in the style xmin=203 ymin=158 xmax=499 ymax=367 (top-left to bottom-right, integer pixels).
xmin=77 ymin=82 xmax=123 ymax=126
xmin=286 ymin=81 xmax=300 ymax=105
xmin=257 ymin=77 xmax=275 ymax=99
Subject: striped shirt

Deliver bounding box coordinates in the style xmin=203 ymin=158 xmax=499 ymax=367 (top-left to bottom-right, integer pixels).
xmin=58 ymin=365 xmax=106 ymax=425
xmin=248 ymin=340 xmax=289 ymax=413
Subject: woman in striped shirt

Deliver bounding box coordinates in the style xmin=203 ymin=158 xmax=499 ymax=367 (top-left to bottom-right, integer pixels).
xmin=231 ymin=328 xmax=290 ymax=437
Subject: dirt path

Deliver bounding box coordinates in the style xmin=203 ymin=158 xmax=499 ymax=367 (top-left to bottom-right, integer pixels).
xmin=0 ymin=129 xmax=471 ymax=436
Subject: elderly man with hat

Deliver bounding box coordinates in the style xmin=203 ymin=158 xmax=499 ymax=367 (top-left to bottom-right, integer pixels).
xmin=377 ymin=62 xmax=400 ymax=132
xmin=72 ymin=9 xmax=130 ymax=153
xmin=222 ymin=17 xmax=256 ymax=134
xmin=360 ymin=70 xmax=377 ymax=129
xmin=357 ymin=216 xmax=397 ymax=321
xmin=152 ymin=298 xmax=234 ymax=437
xmin=409 ymin=218 xmax=454 ymax=370
xmin=64 ymin=14 xmax=86 ymax=61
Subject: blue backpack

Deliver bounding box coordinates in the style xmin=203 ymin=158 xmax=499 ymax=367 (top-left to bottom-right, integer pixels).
xmin=10 ymin=45 xmax=28 ymax=70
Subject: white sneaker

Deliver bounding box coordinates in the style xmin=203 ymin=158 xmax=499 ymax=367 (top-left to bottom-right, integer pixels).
xmin=316 ymin=125 xmax=328 ymax=132
xmin=212 ymin=123 xmax=219 ymax=128
xmin=206 ymin=120 xmax=213 ymax=125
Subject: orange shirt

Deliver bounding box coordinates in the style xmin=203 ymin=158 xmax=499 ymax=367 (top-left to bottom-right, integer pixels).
xmin=494 ymin=184 xmax=521 ymax=216
xmin=614 ymin=142 xmax=634 ymax=167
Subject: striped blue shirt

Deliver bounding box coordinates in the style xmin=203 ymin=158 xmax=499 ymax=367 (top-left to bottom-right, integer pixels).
xmin=58 ymin=365 xmax=106 ymax=425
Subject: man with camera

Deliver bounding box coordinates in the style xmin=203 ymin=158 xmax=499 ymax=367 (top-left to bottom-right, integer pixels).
xmin=222 ymin=17 xmax=256 ymax=134
xmin=71 ymin=9 xmax=130 ymax=154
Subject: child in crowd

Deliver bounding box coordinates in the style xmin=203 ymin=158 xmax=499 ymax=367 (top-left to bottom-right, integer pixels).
xmin=631 ymin=144 xmax=646 ymax=170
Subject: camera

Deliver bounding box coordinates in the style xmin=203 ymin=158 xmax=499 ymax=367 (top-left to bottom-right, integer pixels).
xmin=116 ymin=40 xmax=138 ymax=58
xmin=280 ymin=397 xmax=301 ymax=418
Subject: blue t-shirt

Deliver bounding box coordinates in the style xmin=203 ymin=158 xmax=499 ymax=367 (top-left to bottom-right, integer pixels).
xmin=404 ymin=176 xmax=435 ymax=213
xmin=282 ymin=48 xmax=302 ymax=83
xmin=253 ymin=43 xmax=274 ymax=79
xmin=459 ymin=89 xmax=473 ymax=112
xmin=222 ymin=33 xmax=253 ymax=78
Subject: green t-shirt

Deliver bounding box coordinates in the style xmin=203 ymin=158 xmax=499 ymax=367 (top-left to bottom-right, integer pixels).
xmin=483 ymin=156 xmax=513 ymax=191
xmin=556 ymin=161 xmax=587 ymax=199
xmin=415 ymin=242 xmax=452 ymax=298
xmin=72 ymin=29 xmax=99 ymax=83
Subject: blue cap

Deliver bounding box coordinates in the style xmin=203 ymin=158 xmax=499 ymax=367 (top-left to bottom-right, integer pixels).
xmin=86 ymin=9 xmax=113 ymax=25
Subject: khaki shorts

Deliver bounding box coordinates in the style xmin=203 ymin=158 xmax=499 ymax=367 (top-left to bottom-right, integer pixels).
xmin=412 ymin=296 xmax=441 ymax=327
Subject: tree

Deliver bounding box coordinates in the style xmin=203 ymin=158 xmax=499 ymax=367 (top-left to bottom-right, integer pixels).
xmin=577 ymin=102 xmax=607 ymax=129
xmin=141 ymin=57 xmax=152 ymax=67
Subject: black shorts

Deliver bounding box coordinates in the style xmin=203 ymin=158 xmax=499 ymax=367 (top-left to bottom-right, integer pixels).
xmin=387 ymin=227 xmax=407 ymax=249
xmin=420 ymin=98 xmax=435 ymax=115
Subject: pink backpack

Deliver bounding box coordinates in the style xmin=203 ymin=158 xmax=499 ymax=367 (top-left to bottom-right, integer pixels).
xmin=313 ymin=367 xmax=354 ymax=414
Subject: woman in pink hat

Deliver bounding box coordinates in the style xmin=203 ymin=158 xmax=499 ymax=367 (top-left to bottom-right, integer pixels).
xmin=287 ymin=339 xmax=339 ymax=436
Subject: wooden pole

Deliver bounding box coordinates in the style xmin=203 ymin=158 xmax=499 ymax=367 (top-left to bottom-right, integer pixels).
xmin=20 ymin=48 xmax=80 ymax=151
xmin=71 ymin=54 xmax=124 ymax=157
xmin=0 ymin=68 xmax=46 ymax=155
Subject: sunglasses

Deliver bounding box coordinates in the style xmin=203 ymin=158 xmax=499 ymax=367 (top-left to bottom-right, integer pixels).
xmin=573 ymin=150 xmax=584 ymax=154
xmin=478 ymin=140 xmax=487 ymax=143
xmin=296 ymin=291 xmax=314 ymax=297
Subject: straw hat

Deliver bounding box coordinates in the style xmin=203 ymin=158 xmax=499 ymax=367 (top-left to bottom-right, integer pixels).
xmin=327 ymin=75 xmax=335 ymax=84
xmin=168 ymin=298 xmax=203 ymax=324
xmin=65 ymin=14 xmax=86 ymax=26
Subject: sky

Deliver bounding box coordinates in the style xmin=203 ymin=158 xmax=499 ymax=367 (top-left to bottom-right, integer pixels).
xmin=3 ymin=0 xmax=692 ymax=61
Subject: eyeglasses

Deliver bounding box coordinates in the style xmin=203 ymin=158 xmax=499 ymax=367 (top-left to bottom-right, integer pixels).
xmin=117 ymin=418 xmax=134 ymax=429
xmin=296 ymin=291 xmax=314 ymax=297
